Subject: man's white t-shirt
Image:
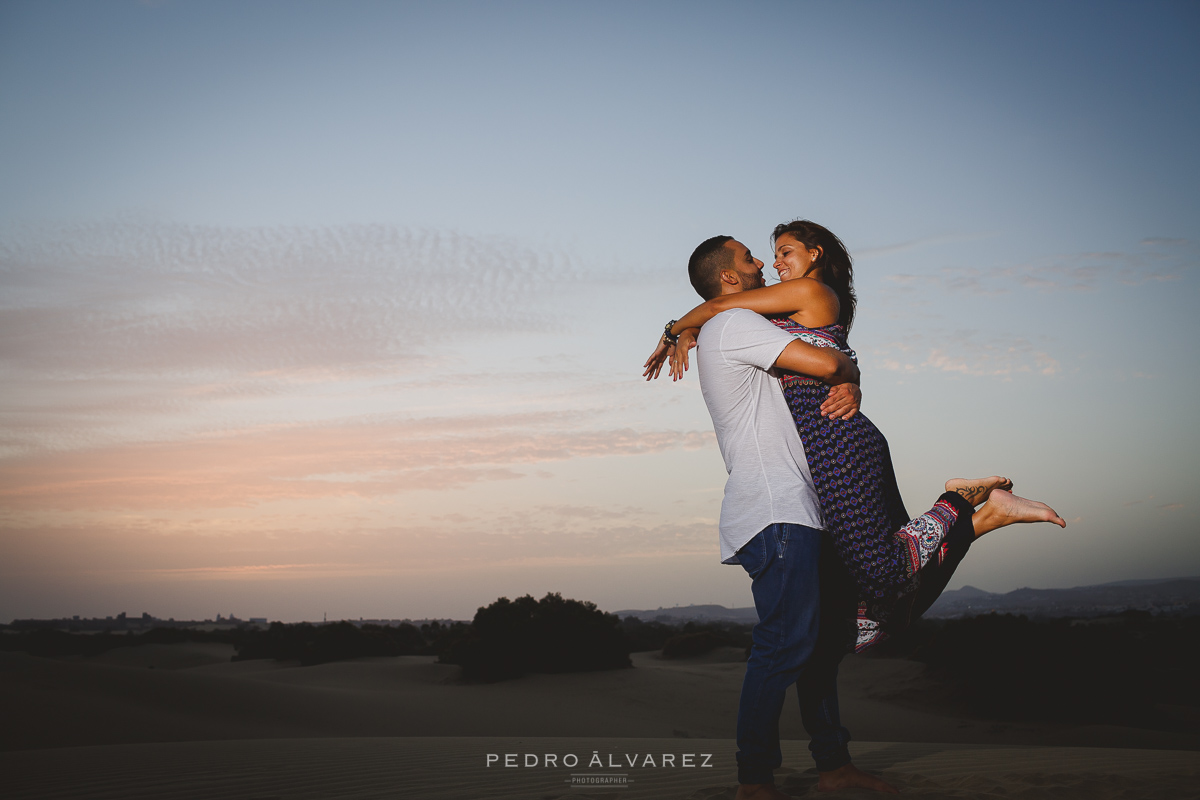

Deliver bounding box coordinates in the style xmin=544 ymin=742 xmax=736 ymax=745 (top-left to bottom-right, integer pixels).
xmin=696 ymin=308 xmax=825 ymax=563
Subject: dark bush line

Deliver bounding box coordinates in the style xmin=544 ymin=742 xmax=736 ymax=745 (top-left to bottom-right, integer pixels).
xmin=0 ymin=626 xmax=239 ymax=658
xmin=7 ymin=604 xmax=1197 ymax=725
xmin=231 ymin=620 xmax=471 ymax=666
xmin=0 ymin=620 xmax=470 ymax=665
xmin=619 ymin=617 xmax=753 ymax=656
xmin=869 ymin=612 xmax=1200 ymax=728
xmin=1 ymin=606 xmax=747 ymax=675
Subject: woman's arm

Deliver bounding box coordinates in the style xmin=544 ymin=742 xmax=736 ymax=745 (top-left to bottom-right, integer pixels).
xmin=644 ymin=326 xmax=700 ymax=380
xmin=669 ymin=278 xmax=836 ymax=336
xmin=668 ymin=328 xmax=700 ymax=380
xmin=642 ymin=337 xmax=674 ymax=381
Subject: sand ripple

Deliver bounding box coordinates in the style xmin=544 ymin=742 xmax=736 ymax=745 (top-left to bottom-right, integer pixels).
xmin=3 ymin=738 xmax=1197 ymax=800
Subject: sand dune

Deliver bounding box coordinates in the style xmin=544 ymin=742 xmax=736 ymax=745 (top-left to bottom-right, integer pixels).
xmin=2 ymin=644 xmax=1197 ymax=797
xmin=3 ymin=738 xmax=1197 ymax=799
xmin=5 ymin=648 xmax=1195 ymax=751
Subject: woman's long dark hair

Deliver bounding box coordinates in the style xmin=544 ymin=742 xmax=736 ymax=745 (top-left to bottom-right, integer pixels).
xmin=771 ymin=219 xmax=857 ymax=332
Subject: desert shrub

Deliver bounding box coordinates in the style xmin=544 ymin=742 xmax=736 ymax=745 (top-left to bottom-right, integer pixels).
xmin=233 ymin=621 xmax=428 ymax=665
xmin=0 ymin=627 xmax=239 ymax=658
xmin=661 ymin=630 xmax=724 ymax=658
xmin=440 ymin=593 xmax=631 ymax=682
xmin=659 ymin=622 xmax=753 ymax=659
xmin=0 ymin=629 xmax=121 ymax=657
xmin=420 ymin=620 xmax=472 ymax=656
xmin=895 ymin=612 xmax=1200 ymax=727
xmin=619 ymin=616 xmax=677 ymax=652
xmin=1 ymin=620 xmax=463 ymax=667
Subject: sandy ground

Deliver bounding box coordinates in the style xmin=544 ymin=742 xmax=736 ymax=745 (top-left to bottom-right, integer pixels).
xmin=2 ymin=644 xmax=1197 ymax=798
xmin=4 ymin=738 xmax=1197 ymax=799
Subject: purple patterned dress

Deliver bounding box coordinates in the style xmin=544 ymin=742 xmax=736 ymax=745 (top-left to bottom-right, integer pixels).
xmin=769 ymin=316 xmax=975 ymax=651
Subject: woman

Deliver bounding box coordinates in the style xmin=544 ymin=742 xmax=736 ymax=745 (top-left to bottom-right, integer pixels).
xmin=644 ymin=220 xmax=1064 ymax=651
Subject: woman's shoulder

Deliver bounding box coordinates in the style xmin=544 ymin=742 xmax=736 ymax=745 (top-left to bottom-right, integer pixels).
xmin=784 ymin=278 xmax=840 ymax=327
xmin=785 ymin=277 xmax=839 ymax=310
xmin=788 ymin=277 xmax=838 ymax=299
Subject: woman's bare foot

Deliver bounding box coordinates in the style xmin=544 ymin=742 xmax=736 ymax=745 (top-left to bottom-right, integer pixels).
xmin=818 ymin=764 xmax=899 ymax=793
xmin=946 ymin=476 xmax=1013 ymax=506
xmin=972 ymin=489 xmax=1066 ymax=537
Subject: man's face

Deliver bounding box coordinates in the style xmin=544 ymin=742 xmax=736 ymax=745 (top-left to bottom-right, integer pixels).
xmin=723 ymin=240 xmax=766 ymax=292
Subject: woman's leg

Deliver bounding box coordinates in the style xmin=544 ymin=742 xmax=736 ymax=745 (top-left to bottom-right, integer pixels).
xmin=786 ymin=383 xmax=941 ymax=618
xmin=785 ymin=385 xmax=908 ymax=605
xmin=871 ymin=489 xmax=1066 ymax=642
xmin=880 ymin=491 xmax=977 ymax=636
xmin=785 ymin=383 xmax=1065 ymax=649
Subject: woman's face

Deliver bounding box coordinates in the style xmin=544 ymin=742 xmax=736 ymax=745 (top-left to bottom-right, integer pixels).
xmin=773 ymin=233 xmax=820 ymax=282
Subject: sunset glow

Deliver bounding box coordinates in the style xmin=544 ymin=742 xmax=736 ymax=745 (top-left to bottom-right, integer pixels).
xmin=2 ymin=1 xmax=1197 ymax=622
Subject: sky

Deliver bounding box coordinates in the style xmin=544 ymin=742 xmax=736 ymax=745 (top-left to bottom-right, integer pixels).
xmin=1 ymin=0 xmax=1197 ymax=623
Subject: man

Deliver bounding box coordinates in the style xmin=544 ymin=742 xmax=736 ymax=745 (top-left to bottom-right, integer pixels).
xmin=649 ymin=234 xmax=1067 ymax=796
xmin=679 ymin=235 xmax=895 ymax=797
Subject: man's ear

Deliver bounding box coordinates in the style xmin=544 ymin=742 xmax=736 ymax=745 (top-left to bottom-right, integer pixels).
xmin=718 ymin=268 xmax=739 ymax=287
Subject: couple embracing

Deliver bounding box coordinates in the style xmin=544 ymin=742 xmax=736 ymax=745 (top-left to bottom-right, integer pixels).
xmin=643 ymin=220 xmax=1065 ymax=797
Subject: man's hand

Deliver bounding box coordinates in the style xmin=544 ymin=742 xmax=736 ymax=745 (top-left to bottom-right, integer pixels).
xmin=820 ymin=383 xmax=861 ymax=420
xmin=669 ymin=330 xmax=698 ymax=380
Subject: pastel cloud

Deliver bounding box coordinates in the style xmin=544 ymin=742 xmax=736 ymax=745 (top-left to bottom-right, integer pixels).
xmin=0 ymin=220 xmax=588 ymax=376
xmin=0 ymin=412 xmax=715 ymax=511
xmin=855 ymin=231 xmax=998 ymax=260
xmin=882 ymin=242 xmax=1194 ymax=295
xmin=867 ymin=333 xmax=1060 ymax=379
xmin=0 ymin=513 xmax=718 ymax=581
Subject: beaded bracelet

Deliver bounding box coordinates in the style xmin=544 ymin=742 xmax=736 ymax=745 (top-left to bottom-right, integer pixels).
xmin=662 ymin=319 xmax=679 ymax=345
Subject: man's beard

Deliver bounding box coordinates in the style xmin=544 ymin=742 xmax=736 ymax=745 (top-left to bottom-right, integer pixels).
xmin=738 ymin=272 xmax=765 ymax=291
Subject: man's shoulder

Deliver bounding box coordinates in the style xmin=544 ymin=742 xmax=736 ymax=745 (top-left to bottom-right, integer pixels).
xmin=711 ymin=307 xmax=760 ymax=325
xmin=699 ymin=308 xmax=768 ymax=341
xmin=700 ymin=307 xmax=789 ymax=346
xmin=697 ymin=308 xmax=793 ymax=378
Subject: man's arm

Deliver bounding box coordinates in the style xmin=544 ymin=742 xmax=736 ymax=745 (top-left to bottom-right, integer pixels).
xmin=776 ymin=341 xmax=861 ymax=420
xmin=773 ymin=339 xmax=860 ymax=386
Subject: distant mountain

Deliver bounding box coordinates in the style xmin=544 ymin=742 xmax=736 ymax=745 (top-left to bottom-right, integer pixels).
xmin=615 ymin=577 xmax=1200 ymax=626
xmin=611 ymin=604 xmax=759 ymax=624
xmin=924 ymin=577 xmax=1200 ymax=619
xmin=948 ymin=585 xmax=994 ymax=598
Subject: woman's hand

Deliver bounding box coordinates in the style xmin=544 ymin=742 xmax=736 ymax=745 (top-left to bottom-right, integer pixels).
xmin=669 ymin=329 xmax=698 ymax=380
xmin=643 ymin=336 xmax=675 ymax=381
xmin=820 ymin=383 xmax=861 ymax=420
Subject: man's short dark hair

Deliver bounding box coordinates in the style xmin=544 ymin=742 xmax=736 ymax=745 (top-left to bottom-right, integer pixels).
xmin=688 ymin=235 xmax=733 ymax=300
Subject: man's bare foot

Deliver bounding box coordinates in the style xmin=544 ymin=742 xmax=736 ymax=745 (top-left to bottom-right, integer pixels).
xmin=818 ymin=763 xmax=899 ymax=793
xmin=735 ymin=783 xmax=795 ymax=799
xmin=946 ymin=476 xmax=1013 ymax=506
xmin=972 ymin=489 xmax=1066 ymax=537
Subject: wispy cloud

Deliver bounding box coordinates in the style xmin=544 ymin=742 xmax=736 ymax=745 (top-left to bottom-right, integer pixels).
xmin=0 ymin=220 xmax=590 ymax=376
xmin=0 ymin=220 xmax=640 ymax=458
xmin=882 ymin=240 xmax=1194 ymax=295
xmin=856 ymin=231 xmax=997 ymax=260
xmin=0 ymin=412 xmax=715 ymax=511
xmin=0 ymin=513 xmax=720 ymax=580
xmin=867 ymin=333 xmax=1060 ymax=379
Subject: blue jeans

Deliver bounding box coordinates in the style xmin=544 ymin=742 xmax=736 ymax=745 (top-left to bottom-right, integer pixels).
xmin=735 ymin=523 xmax=853 ymax=785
